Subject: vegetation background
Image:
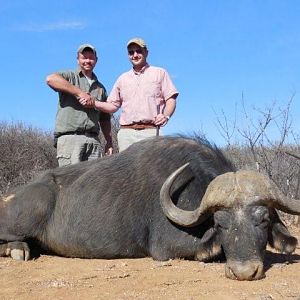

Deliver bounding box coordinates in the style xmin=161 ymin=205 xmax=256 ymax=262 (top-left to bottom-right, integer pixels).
xmin=1 ymin=101 xmax=299 ymax=223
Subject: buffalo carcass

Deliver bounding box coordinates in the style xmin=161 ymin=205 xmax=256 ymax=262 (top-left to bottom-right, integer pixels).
xmin=1 ymin=136 xmax=299 ymax=281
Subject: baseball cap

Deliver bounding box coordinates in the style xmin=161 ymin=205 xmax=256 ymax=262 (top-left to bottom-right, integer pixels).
xmin=77 ymin=44 xmax=97 ymax=56
xmin=127 ymin=38 xmax=147 ymax=48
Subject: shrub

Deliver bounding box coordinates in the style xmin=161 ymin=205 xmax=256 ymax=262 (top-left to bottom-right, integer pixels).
xmin=0 ymin=122 xmax=57 ymax=196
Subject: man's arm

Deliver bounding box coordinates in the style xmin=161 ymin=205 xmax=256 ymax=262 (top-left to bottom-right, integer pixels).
xmin=78 ymin=96 xmax=119 ymax=114
xmin=93 ymin=100 xmax=119 ymax=114
xmin=46 ymin=73 xmax=91 ymax=101
xmin=100 ymin=119 xmax=113 ymax=155
xmin=163 ymin=97 xmax=177 ymax=118
xmin=154 ymin=97 xmax=177 ymax=126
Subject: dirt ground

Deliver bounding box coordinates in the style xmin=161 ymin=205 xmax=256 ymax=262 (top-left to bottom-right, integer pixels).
xmin=1 ymin=227 xmax=300 ymax=300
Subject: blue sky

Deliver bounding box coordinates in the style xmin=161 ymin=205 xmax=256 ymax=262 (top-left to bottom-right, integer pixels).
xmin=1 ymin=0 xmax=299 ymax=145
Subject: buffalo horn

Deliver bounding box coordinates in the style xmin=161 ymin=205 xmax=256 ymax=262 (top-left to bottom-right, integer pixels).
xmin=160 ymin=165 xmax=300 ymax=227
xmin=160 ymin=163 xmax=211 ymax=227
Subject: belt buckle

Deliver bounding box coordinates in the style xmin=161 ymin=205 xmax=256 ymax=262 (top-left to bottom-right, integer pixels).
xmin=133 ymin=124 xmax=141 ymax=130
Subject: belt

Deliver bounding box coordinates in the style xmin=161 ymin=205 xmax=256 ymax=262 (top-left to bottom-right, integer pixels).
xmin=57 ymin=131 xmax=98 ymax=138
xmin=120 ymin=124 xmax=157 ymax=130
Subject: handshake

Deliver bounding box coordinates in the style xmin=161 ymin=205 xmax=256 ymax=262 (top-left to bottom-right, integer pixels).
xmin=77 ymin=92 xmax=95 ymax=108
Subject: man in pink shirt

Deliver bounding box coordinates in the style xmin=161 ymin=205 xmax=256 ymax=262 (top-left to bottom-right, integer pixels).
xmin=80 ymin=37 xmax=179 ymax=152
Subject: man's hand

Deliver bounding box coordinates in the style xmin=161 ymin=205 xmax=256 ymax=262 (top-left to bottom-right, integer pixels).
xmin=105 ymin=144 xmax=113 ymax=156
xmin=154 ymin=113 xmax=169 ymax=127
xmin=78 ymin=93 xmax=95 ymax=108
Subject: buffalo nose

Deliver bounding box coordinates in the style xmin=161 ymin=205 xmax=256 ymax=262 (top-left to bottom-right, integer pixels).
xmin=225 ymin=261 xmax=265 ymax=281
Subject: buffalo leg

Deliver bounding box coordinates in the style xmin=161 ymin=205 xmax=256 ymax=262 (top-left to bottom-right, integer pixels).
xmin=0 ymin=179 xmax=57 ymax=260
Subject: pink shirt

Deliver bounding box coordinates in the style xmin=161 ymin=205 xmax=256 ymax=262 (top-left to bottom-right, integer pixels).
xmin=107 ymin=65 xmax=178 ymax=125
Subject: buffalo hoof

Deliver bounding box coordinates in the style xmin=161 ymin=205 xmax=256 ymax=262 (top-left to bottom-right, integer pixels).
xmin=6 ymin=242 xmax=30 ymax=261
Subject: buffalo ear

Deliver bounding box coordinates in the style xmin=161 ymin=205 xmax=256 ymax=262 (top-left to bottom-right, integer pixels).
xmin=195 ymin=228 xmax=222 ymax=261
xmin=268 ymin=208 xmax=298 ymax=254
xmin=268 ymin=222 xmax=298 ymax=254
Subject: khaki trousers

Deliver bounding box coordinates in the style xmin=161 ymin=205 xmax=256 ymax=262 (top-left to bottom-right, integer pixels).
xmin=56 ymin=134 xmax=101 ymax=167
xmin=117 ymin=128 xmax=159 ymax=152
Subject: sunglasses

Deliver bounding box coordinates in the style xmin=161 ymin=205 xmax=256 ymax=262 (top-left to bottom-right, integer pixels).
xmin=128 ymin=49 xmax=143 ymax=56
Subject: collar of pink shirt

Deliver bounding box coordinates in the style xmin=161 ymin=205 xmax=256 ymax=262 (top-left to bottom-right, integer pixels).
xmin=132 ymin=63 xmax=149 ymax=75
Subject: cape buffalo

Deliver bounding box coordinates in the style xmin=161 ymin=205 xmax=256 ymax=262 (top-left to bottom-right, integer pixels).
xmin=1 ymin=136 xmax=299 ymax=281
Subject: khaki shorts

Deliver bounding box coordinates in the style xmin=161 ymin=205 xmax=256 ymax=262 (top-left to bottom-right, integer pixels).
xmin=56 ymin=134 xmax=101 ymax=167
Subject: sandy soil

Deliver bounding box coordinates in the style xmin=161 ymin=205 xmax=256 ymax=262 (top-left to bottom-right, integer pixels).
xmin=1 ymin=227 xmax=300 ymax=300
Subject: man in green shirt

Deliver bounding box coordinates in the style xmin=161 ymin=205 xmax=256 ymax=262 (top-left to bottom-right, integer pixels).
xmin=46 ymin=44 xmax=113 ymax=167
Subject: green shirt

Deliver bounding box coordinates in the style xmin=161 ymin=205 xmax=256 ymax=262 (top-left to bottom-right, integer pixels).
xmin=54 ymin=69 xmax=110 ymax=135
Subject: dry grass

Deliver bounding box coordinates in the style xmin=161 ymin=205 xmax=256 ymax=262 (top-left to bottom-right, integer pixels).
xmin=1 ymin=122 xmax=299 ymax=225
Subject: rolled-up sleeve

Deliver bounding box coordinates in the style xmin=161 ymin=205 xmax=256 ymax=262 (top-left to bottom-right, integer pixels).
xmin=107 ymin=79 xmax=122 ymax=108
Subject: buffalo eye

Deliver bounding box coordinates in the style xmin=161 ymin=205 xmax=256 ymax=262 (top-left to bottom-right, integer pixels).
xmin=214 ymin=210 xmax=232 ymax=230
xmin=252 ymin=206 xmax=270 ymax=228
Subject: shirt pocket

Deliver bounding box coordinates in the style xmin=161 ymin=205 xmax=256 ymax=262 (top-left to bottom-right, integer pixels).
xmin=144 ymin=80 xmax=161 ymax=98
